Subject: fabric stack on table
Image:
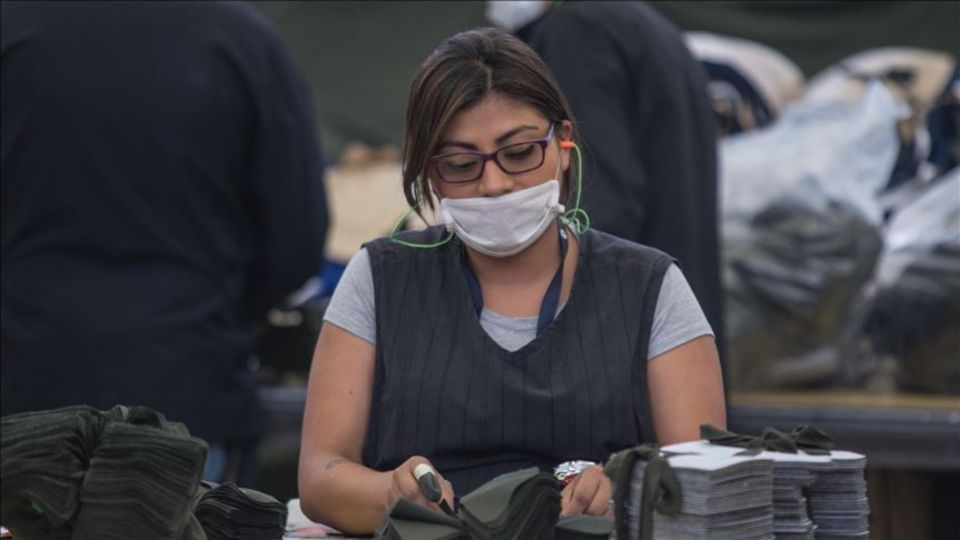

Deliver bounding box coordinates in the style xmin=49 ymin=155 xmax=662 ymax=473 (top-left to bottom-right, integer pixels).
xmin=1 ymin=405 xmax=207 ymax=539
xmin=606 ymin=445 xmax=775 ymax=540
xmin=195 ymin=482 xmax=288 ymax=540
xmin=1 ymin=404 xmax=289 ymax=540
xmin=74 ymin=412 xmax=208 ymax=539
xmin=660 ymin=424 xmax=869 ymax=540
xmin=806 ymin=451 xmax=869 ymax=540
xmin=0 ymin=406 xmax=100 ymax=537
xmin=663 ymin=439 xmax=833 ymax=539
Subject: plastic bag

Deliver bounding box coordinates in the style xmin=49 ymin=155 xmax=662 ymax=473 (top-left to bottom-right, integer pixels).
xmin=721 ymin=82 xmax=901 ymax=390
xmin=867 ymin=170 xmax=960 ymax=393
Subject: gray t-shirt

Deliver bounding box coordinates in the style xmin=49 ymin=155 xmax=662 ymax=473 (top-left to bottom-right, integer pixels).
xmin=324 ymin=247 xmax=713 ymax=359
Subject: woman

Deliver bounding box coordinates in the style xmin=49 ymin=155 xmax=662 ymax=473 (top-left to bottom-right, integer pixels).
xmin=298 ymin=27 xmax=725 ymax=534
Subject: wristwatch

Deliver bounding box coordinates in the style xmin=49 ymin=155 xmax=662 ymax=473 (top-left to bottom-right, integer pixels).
xmin=554 ymin=460 xmax=597 ymax=486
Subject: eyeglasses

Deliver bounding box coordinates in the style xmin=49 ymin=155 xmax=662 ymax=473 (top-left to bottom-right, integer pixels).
xmin=429 ymin=124 xmax=556 ymax=184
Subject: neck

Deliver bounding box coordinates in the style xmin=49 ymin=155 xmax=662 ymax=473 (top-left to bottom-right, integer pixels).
xmin=465 ymin=221 xmax=563 ymax=286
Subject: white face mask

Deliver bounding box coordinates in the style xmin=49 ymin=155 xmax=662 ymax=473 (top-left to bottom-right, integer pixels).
xmin=441 ymin=179 xmax=565 ymax=257
xmin=485 ymin=0 xmax=548 ymax=32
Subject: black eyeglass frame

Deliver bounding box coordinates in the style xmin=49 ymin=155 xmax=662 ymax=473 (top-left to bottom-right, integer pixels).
xmin=428 ymin=123 xmax=557 ymax=184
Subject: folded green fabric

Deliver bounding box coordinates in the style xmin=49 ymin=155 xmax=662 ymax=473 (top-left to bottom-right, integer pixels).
xmin=0 ymin=406 xmax=103 ymax=537
xmin=0 ymin=404 xmax=282 ymax=540
xmin=377 ymin=498 xmax=468 ymax=540
xmin=375 ymin=467 xmax=561 ymax=540
xmin=195 ymin=481 xmax=288 ymax=540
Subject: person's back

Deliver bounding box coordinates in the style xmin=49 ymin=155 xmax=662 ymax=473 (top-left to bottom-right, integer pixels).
xmin=1 ymin=1 xmax=328 ymax=450
xmin=512 ymin=1 xmax=726 ymax=361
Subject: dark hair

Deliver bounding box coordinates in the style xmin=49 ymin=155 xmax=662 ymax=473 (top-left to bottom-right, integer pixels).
xmin=402 ymin=27 xmax=579 ymax=215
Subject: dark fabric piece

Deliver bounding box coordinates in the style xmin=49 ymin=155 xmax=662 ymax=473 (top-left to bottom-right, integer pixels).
xmin=377 ymin=497 xmax=468 ymax=540
xmin=376 ymin=468 xmax=561 ymax=540
xmin=517 ymin=1 xmax=725 ymax=364
xmin=700 ymin=423 xmax=836 ymax=455
xmin=0 ymin=1 xmax=329 ymax=441
xmin=194 ymin=481 xmax=288 ymax=540
xmin=363 ymin=226 xmax=671 ymax=495
xmin=0 ymin=405 xmax=209 ymax=540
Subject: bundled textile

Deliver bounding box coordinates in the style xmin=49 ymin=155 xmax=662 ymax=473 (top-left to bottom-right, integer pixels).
xmin=605 ymin=444 xmax=774 ymax=540
xmin=1 ymin=405 xmax=207 ymax=539
xmin=0 ymin=405 xmax=287 ymax=540
xmin=658 ymin=425 xmax=869 ymax=540
xmin=604 ymin=427 xmax=868 ymax=540
xmin=194 ymin=482 xmax=289 ymax=540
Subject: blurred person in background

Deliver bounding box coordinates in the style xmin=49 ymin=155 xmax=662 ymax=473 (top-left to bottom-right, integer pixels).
xmin=1 ymin=1 xmax=329 ymax=484
xmin=488 ymin=0 xmax=726 ymax=363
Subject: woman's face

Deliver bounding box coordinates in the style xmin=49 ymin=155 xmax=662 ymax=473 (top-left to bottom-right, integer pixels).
xmin=428 ymin=93 xmax=572 ymax=200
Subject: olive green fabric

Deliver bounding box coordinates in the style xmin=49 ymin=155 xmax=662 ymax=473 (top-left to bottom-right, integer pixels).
xmin=375 ymin=467 xmax=561 ymax=540
xmin=604 ymin=445 xmax=682 ymax=540
xmin=194 ymin=481 xmax=288 ymax=540
xmin=1 ymin=405 xmax=208 ymax=540
xmin=700 ymin=423 xmax=837 ymax=455
xmin=1 ymin=405 xmax=287 ymax=540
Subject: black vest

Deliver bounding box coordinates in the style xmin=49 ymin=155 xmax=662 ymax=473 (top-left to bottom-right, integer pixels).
xmin=363 ymin=226 xmax=672 ymax=494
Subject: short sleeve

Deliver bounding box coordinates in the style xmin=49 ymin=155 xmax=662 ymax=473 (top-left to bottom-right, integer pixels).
xmin=648 ymin=264 xmax=714 ymax=359
xmin=322 ymin=248 xmax=376 ymax=345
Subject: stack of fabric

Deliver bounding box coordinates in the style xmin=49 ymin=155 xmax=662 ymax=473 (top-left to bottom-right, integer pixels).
xmin=663 ymin=439 xmax=833 ymax=539
xmin=606 ymin=445 xmax=775 ymax=540
xmin=1 ymin=404 xmax=290 ymax=540
xmin=1 ymin=405 xmax=207 ymax=539
xmin=806 ymin=451 xmax=869 ymax=539
xmin=663 ymin=425 xmax=869 ymax=540
xmin=0 ymin=406 xmax=103 ymax=538
xmin=194 ymin=482 xmax=288 ymax=540
xmin=73 ymin=412 xmax=208 ymax=538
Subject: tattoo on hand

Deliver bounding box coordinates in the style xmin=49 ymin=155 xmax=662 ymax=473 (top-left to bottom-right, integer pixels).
xmin=325 ymin=458 xmax=347 ymax=471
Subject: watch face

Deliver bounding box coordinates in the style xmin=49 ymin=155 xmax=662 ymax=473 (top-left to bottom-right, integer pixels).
xmin=554 ymin=460 xmax=597 ymax=482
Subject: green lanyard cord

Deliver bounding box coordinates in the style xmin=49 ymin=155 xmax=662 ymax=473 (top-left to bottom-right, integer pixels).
xmin=562 ymin=143 xmax=589 ymax=234
xmin=387 ymin=206 xmax=454 ymax=248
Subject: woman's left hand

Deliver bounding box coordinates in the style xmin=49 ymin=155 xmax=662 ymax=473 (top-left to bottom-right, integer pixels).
xmin=559 ymin=464 xmax=613 ymax=516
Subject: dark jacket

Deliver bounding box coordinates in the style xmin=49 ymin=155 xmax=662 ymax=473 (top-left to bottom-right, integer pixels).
xmin=1 ymin=1 xmax=329 ymax=441
xmin=517 ymin=1 xmax=726 ymax=361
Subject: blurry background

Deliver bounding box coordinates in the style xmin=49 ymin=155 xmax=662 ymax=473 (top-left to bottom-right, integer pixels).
xmin=3 ymin=0 xmax=952 ymax=537
xmin=251 ymin=1 xmax=959 ymax=162
xmin=246 ymin=2 xmax=959 ymax=538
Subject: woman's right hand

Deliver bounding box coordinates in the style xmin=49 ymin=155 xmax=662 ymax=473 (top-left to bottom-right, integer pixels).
xmin=386 ymin=456 xmax=456 ymax=513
